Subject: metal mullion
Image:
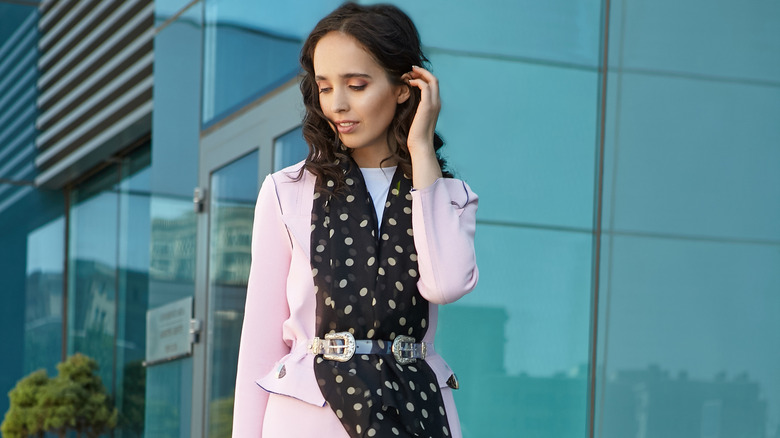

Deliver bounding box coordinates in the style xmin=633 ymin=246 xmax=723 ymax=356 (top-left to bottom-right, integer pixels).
xmin=112 ymin=162 xmax=122 ymax=412
xmin=62 ymin=186 xmax=71 ymax=363
xmin=588 ymin=0 xmax=612 ymax=437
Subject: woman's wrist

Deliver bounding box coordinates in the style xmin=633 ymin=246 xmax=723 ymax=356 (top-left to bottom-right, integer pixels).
xmin=409 ymin=143 xmax=442 ymax=189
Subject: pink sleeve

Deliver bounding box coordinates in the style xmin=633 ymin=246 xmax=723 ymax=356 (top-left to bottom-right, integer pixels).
xmin=232 ymin=175 xmax=292 ymax=437
xmin=412 ymin=178 xmax=479 ymax=304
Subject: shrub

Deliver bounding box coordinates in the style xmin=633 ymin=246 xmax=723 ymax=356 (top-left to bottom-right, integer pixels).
xmin=1 ymin=353 xmax=118 ymax=438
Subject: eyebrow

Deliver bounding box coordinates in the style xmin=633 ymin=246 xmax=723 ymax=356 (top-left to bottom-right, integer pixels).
xmin=315 ymin=73 xmax=372 ymax=81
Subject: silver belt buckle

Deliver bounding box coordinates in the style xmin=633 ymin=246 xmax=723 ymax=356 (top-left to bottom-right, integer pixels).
xmin=323 ymin=332 xmax=356 ymax=362
xmin=392 ymin=335 xmax=423 ymax=365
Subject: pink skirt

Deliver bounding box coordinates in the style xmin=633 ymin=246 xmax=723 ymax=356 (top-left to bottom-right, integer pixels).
xmin=261 ymin=387 xmax=462 ymax=438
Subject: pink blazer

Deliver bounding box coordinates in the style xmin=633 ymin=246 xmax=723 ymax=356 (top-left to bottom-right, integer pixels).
xmin=232 ymin=162 xmax=479 ymax=436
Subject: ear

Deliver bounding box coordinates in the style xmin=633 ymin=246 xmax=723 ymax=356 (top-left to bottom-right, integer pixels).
xmin=396 ymin=84 xmax=411 ymax=104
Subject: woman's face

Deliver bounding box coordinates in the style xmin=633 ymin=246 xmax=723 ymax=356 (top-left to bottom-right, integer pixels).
xmin=313 ymin=31 xmax=409 ymax=167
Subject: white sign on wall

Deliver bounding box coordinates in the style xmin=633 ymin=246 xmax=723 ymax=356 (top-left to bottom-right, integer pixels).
xmin=144 ymin=297 xmax=193 ymax=366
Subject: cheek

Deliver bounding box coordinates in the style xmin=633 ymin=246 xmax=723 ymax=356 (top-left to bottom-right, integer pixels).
xmin=317 ymin=95 xmax=329 ymax=115
xmin=364 ymin=91 xmax=397 ymax=122
xmin=377 ymin=99 xmax=399 ymax=125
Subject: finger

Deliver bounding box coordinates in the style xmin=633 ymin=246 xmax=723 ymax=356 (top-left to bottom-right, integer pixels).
xmin=411 ymin=65 xmax=439 ymax=85
xmin=408 ymin=68 xmax=439 ymax=98
xmin=405 ymin=78 xmax=428 ymax=88
xmin=406 ymin=78 xmax=434 ymax=102
xmin=407 ymin=78 xmax=440 ymax=108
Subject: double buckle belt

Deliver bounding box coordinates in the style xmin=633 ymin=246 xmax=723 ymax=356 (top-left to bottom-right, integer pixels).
xmin=308 ymin=332 xmax=428 ymax=365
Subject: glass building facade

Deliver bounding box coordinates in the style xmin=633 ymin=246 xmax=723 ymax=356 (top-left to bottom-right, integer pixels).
xmin=0 ymin=1 xmax=778 ymax=437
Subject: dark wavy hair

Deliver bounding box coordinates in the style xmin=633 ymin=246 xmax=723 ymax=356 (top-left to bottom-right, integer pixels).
xmin=298 ymin=2 xmax=449 ymax=192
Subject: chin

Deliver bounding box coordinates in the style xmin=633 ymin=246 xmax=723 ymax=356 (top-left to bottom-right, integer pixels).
xmin=338 ymin=138 xmax=362 ymax=150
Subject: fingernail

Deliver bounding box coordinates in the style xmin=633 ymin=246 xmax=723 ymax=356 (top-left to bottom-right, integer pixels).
xmin=412 ymin=65 xmax=420 ymax=69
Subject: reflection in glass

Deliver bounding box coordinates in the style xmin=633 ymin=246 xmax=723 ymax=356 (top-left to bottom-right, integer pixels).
xmin=116 ymin=149 xmax=152 ymax=438
xmin=610 ymin=0 xmax=780 ymax=81
xmin=364 ymin=0 xmax=602 ymax=67
xmin=147 ymin=4 xmax=202 ymax=434
xmin=144 ymin=193 xmax=196 ymax=438
xmin=68 ymin=167 xmax=120 ymax=390
xmin=430 ymin=52 xmax=599 ymax=230
xmin=201 ymin=0 xmax=340 ymax=125
xmin=598 ymin=235 xmax=780 ymax=438
xmin=68 ymin=146 xmax=151 ymax=438
xmin=603 ymin=74 xmax=780 ymax=241
xmin=149 ymin=198 xmax=198 ymax=294
xmin=402 ymin=15 xmax=600 ymax=436
xmin=151 ymin=2 xmax=201 ymax=199
xmin=25 ymin=217 xmax=65 ymax=376
xmin=273 ymin=126 xmax=308 ymax=171
xmin=599 ymin=2 xmax=780 ymax=433
xmin=145 ymin=359 xmax=193 ymax=438
xmin=439 ymin=224 xmax=592 ymax=437
xmin=206 ymin=151 xmax=258 ymax=437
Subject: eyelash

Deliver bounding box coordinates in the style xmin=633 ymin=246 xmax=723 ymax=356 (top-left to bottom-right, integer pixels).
xmin=318 ymin=85 xmax=367 ymax=94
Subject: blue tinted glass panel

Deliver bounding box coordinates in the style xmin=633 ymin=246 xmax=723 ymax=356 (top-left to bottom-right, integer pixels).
xmin=603 ymin=73 xmax=780 ymax=241
xmin=598 ymin=235 xmax=780 ymax=437
xmin=0 ymin=5 xmax=44 ymax=420
xmin=438 ymin=224 xmax=592 ymax=437
xmin=150 ymin=5 xmax=200 ymax=297
xmin=274 ymin=126 xmax=308 ymax=171
xmin=201 ymin=0 xmax=341 ymax=126
xmin=116 ymin=148 xmax=152 ymax=438
xmin=431 ymin=53 xmax=599 ymax=230
xmin=152 ymin=3 xmax=201 ymax=199
xmin=68 ymin=167 xmax=120 ymax=389
xmin=0 ymin=188 xmax=63 ymax=422
xmin=0 ymin=3 xmax=36 ymax=43
xmin=149 ymin=8 xmax=203 ymax=436
xmin=145 ymin=359 xmax=193 ymax=438
xmin=149 ymin=2 xmax=200 ymax=321
xmin=364 ymin=0 xmax=602 ymax=67
xmin=206 ymin=151 xmax=259 ymax=437
xmin=25 ymin=217 xmax=65 ymax=376
xmin=68 ymin=147 xmax=152 ymax=437
xmin=599 ymin=3 xmax=780 ymax=436
xmin=608 ymin=0 xmax=780 ymax=81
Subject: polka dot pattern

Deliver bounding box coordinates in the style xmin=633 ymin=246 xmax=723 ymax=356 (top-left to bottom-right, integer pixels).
xmin=311 ymin=159 xmax=450 ymax=438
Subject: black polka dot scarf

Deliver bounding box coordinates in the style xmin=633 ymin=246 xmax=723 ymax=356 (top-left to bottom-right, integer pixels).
xmin=311 ymin=158 xmax=451 ymax=438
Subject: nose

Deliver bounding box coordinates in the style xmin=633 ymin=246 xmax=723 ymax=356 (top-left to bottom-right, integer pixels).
xmin=331 ymin=88 xmax=348 ymax=113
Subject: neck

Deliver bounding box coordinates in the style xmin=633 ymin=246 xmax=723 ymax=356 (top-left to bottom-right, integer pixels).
xmin=350 ymin=147 xmax=397 ymax=168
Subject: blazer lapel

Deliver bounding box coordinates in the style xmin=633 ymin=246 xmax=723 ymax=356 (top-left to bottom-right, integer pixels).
xmin=282 ymin=213 xmax=311 ymax=256
xmin=274 ymin=166 xmax=314 ymax=257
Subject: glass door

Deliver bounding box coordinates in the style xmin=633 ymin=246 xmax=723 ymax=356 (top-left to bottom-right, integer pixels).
xmin=204 ymin=151 xmax=258 ymax=437
xmin=193 ymin=81 xmax=308 ymax=437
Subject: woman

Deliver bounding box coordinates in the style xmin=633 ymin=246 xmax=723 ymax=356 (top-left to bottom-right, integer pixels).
xmin=233 ymin=3 xmax=478 ymax=437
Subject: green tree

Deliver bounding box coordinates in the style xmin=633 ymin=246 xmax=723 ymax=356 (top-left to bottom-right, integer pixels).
xmin=1 ymin=369 xmax=49 ymax=438
xmin=53 ymin=353 xmax=118 ymax=438
xmin=3 ymin=354 xmax=118 ymax=438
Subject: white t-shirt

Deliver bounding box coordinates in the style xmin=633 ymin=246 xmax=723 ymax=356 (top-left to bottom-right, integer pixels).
xmin=359 ymin=166 xmax=397 ymax=225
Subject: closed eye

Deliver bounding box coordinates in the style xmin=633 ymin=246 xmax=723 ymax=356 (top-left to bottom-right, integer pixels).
xmin=318 ymin=87 xmax=332 ymax=94
xmin=349 ymin=84 xmax=366 ymax=91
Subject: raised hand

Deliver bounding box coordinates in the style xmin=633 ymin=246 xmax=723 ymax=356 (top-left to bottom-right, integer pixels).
xmin=403 ymin=65 xmax=443 ymax=188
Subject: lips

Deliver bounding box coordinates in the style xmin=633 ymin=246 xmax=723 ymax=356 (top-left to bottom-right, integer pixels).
xmin=335 ymin=121 xmax=358 ymax=134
